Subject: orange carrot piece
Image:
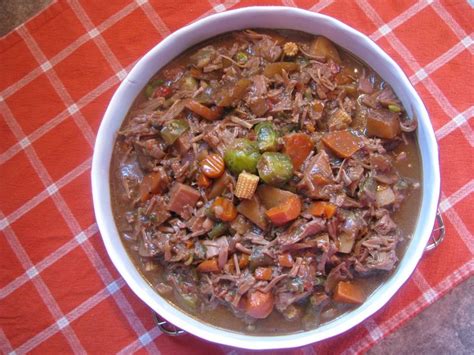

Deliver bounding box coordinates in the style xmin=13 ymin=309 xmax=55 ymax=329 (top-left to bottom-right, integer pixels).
xmin=197 ymin=259 xmax=219 ymax=273
xmin=278 ymin=253 xmax=294 ymax=268
xmin=308 ymin=201 xmax=337 ymax=219
xmin=185 ymin=100 xmax=223 ymax=121
xmin=239 ymin=254 xmax=250 ymax=269
xmin=322 ymin=130 xmax=362 ymax=158
xmin=255 ymin=267 xmax=273 ymax=281
xmin=283 ymin=133 xmax=314 ymax=170
xmin=333 ymin=281 xmax=365 ymax=304
xmin=244 ymin=290 xmax=274 ymax=319
xmin=212 ymin=197 xmax=238 ymax=222
xmin=265 ymin=196 xmax=302 ymax=226
xmin=200 ymin=154 xmax=225 ymax=178
xmin=197 ymin=173 xmax=211 ymax=188
xmin=139 ymin=171 xmax=166 ymax=202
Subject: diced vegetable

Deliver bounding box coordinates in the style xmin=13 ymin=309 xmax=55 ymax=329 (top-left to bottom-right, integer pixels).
xmin=255 ymin=267 xmax=273 ymax=281
xmin=208 ymin=222 xmax=228 ymax=239
xmin=200 ymin=154 xmax=225 ymax=179
xmin=375 ymin=186 xmax=396 ymax=207
xmin=307 ymin=201 xmax=337 ymax=219
xmin=388 ymin=104 xmax=401 ymax=113
xmin=278 ymin=253 xmax=294 ymax=268
xmin=218 ymin=79 xmax=252 ymax=107
xmin=139 ymin=171 xmax=168 ymax=202
xmin=282 ymin=133 xmax=313 ymax=170
xmin=197 ymin=173 xmax=211 ymax=188
xmin=237 ymin=196 xmax=268 ymax=230
xmin=167 ymin=183 xmax=200 ymax=216
xmin=338 ymin=233 xmax=355 ymax=253
xmin=263 ymin=62 xmax=300 ymax=77
xmin=160 ymin=119 xmax=189 ymax=145
xmin=256 ymin=185 xmax=297 ymax=209
xmin=224 ymin=139 xmax=261 ymax=175
xmin=239 ymin=254 xmax=250 ymax=268
xmin=322 ymin=130 xmax=363 ymax=158
xmin=235 ymin=51 xmax=248 ymax=64
xmin=366 ymin=109 xmax=400 ymax=139
xmin=244 ymin=290 xmax=274 ymax=319
xmin=235 ymin=171 xmax=260 ymax=199
xmin=265 ymin=196 xmax=301 ymax=226
xmin=333 ymin=281 xmax=365 ymax=304
xmin=249 ymin=97 xmax=270 ymax=116
xmin=327 ymin=108 xmax=352 ymax=131
xmin=230 ymin=215 xmax=252 ymax=235
xmin=197 ymin=259 xmax=220 ymax=273
xmin=211 ymin=197 xmax=237 ymax=222
xmin=257 ymin=152 xmax=294 ymax=186
xmin=181 ymin=76 xmax=198 ymax=91
xmin=255 ymin=122 xmax=280 ymax=152
xmin=207 ymin=171 xmax=232 ymax=199
xmin=309 ymin=36 xmax=341 ymax=63
xmin=283 ymin=42 xmax=298 ymax=57
xmin=185 ymin=99 xmax=223 ymax=121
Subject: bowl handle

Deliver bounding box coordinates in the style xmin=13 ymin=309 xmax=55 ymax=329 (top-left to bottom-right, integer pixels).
xmin=424 ymin=209 xmax=445 ymax=252
xmin=153 ymin=312 xmax=186 ymax=336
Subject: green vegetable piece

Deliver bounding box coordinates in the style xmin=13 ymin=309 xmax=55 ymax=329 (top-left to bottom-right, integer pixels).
xmin=145 ymin=84 xmax=154 ymax=98
xmin=235 ymin=52 xmax=248 ymax=64
xmin=257 ymin=152 xmax=294 ymax=186
xmin=255 ymin=122 xmax=280 ymax=152
xmin=208 ymin=222 xmax=228 ymax=239
xmin=388 ymin=104 xmax=401 ymax=113
xmin=160 ymin=119 xmax=189 ymax=145
xmin=182 ymin=76 xmax=198 ymax=92
xmin=224 ymin=139 xmax=261 ymax=175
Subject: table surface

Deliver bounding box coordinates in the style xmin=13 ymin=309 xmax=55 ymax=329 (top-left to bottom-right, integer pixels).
xmin=0 ymin=0 xmax=472 ymax=353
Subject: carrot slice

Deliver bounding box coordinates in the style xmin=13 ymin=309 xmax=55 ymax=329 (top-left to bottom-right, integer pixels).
xmin=200 ymin=154 xmax=225 ymax=178
xmin=333 ymin=281 xmax=365 ymax=304
xmin=239 ymin=254 xmax=250 ymax=269
xmin=211 ymin=197 xmax=237 ymax=222
xmin=278 ymin=253 xmax=294 ymax=268
xmin=322 ymin=130 xmax=362 ymax=158
xmin=196 ymin=173 xmax=211 ymax=188
xmin=244 ymin=290 xmax=274 ymax=319
xmin=308 ymin=201 xmax=337 ymax=219
xmin=197 ymin=259 xmax=219 ymax=273
xmin=185 ymin=100 xmax=223 ymax=121
xmin=255 ymin=267 xmax=273 ymax=281
xmin=283 ymin=133 xmax=314 ymax=170
xmin=265 ymin=196 xmax=301 ymax=226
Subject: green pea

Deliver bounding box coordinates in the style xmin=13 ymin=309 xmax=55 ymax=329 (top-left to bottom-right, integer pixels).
xmin=145 ymin=84 xmax=154 ymax=98
xmin=257 ymin=152 xmax=294 ymax=186
xmin=160 ymin=119 xmax=189 ymax=145
xmin=255 ymin=122 xmax=280 ymax=152
xmin=224 ymin=139 xmax=261 ymax=175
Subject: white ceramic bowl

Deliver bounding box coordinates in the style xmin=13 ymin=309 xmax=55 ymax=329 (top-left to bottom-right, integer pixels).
xmin=92 ymin=6 xmax=440 ymax=349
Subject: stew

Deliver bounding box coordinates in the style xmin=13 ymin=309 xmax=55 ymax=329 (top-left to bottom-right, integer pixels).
xmin=110 ymin=29 xmax=421 ymax=334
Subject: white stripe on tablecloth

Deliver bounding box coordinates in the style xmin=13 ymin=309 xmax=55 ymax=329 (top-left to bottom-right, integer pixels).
xmin=13 ymin=279 xmax=126 ymax=354
xmin=0 ymin=329 xmax=14 ymax=355
xmin=439 ymin=180 xmax=474 ymax=213
xmin=370 ymin=0 xmax=432 ymax=41
xmin=435 ymin=107 xmax=473 ymax=143
xmin=137 ymin=0 xmax=171 ymax=37
xmin=69 ymin=0 xmax=124 ymax=75
xmin=0 ymin=158 xmax=91 ymax=230
xmin=431 ymin=1 xmax=474 ymax=54
xmin=0 ymin=1 xmax=139 ymax=101
xmin=16 ymin=27 xmax=96 ymax=148
xmin=0 ymin=223 xmax=98 ymax=299
xmin=0 ymin=211 xmax=86 ymax=354
xmin=309 ymin=0 xmax=334 ymax=12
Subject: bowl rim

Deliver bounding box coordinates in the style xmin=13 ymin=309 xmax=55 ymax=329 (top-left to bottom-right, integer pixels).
xmin=91 ymin=6 xmax=440 ymax=349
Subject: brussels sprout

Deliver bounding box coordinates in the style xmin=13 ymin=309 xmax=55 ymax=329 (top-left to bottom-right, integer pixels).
xmin=257 ymin=152 xmax=293 ymax=186
xmin=255 ymin=122 xmax=280 ymax=152
xmin=224 ymin=139 xmax=261 ymax=175
xmin=160 ymin=119 xmax=189 ymax=145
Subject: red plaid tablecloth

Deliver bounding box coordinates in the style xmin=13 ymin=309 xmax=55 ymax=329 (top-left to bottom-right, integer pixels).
xmin=0 ymin=0 xmax=472 ymax=353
